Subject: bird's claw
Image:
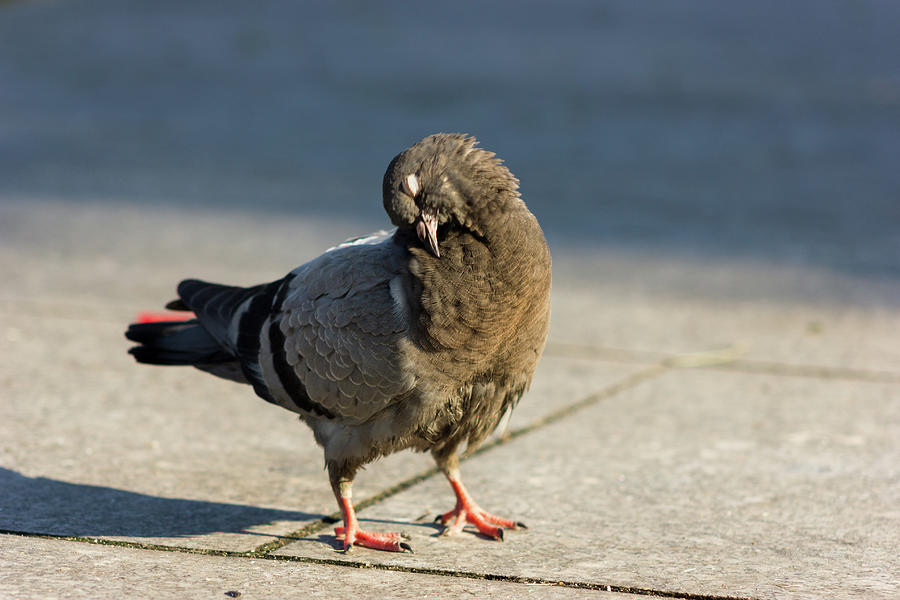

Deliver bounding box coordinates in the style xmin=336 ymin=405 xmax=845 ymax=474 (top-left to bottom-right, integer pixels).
xmin=335 ymin=525 xmax=412 ymax=553
xmin=435 ymin=504 xmax=521 ymax=541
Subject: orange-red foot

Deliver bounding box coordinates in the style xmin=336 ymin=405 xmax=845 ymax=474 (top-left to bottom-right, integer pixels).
xmin=334 ymin=495 xmax=412 ymax=553
xmin=334 ymin=525 xmax=412 ymax=553
xmin=435 ymin=474 xmax=526 ymax=540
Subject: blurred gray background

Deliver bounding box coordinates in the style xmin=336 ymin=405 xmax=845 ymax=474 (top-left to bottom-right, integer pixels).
xmin=1 ymin=0 xmax=898 ymax=299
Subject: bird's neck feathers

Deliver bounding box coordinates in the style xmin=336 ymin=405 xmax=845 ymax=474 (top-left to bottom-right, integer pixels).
xmin=402 ymin=198 xmax=551 ymax=363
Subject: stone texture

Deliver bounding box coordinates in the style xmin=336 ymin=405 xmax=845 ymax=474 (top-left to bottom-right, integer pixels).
xmin=0 ymin=535 xmax=640 ymax=600
xmin=548 ymin=274 xmax=900 ymax=377
xmin=0 ymin=302 xmax=424 ymax=551
xmin=0 ymin=307 xmax=634 ymax=552
xmin=0 ymin=201 xmax=639 ymax=552
xmin=1 ymin=0 xmax=899 ymax=596
xmin=276 ymin=369 xmax=900 ymax=599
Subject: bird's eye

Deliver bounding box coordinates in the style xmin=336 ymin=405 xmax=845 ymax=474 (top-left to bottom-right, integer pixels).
xmin=401 ymin=173 xmax=420 ymax=198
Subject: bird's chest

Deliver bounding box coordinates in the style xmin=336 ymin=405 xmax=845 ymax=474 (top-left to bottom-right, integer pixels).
xmin=408 ymin=236 xmax=549 ymax=386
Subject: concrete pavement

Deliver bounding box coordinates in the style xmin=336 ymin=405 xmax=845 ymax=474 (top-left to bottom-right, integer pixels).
xmin=2 ymin=200 xmax=898 ymax=599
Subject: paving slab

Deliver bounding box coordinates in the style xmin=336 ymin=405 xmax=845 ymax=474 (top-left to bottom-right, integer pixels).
xmin=505 ymin=355 xmax=647 ymax=430
xmin=275 ymin=369 xmax=900 ymax=600
xmin=0 ymin=535 xmax=642 ymax=600
xmin=0 ymin=198 xmax=644 ymax=532
xmin=0 ymin=200 xmax=405 ymax=550
xmin=5 ymin=198 xmax=899 ymax=380
xmin=0 ymin=198 xmax=370 ymax=306
xmin=0 ymin=302 xmax=434 ymax=550
xmin=0 ymin=300 xmax=637 ymax=552
xmin=549 ymin=277 xmax=900 ymax=377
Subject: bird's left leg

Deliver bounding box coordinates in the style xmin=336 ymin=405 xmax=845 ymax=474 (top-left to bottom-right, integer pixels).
xmin=329 ymin=464 xmax=412 ymax=553
xmin=432 ymin=449 xmax=526 ymax=540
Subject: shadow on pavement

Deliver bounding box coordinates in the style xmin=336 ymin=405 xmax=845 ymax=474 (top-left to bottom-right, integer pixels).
xmin=0 ymin=467 xmax=320 ymax=539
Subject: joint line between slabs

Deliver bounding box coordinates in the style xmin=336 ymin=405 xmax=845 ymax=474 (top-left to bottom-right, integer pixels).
xmin=0 ymin=529 xmax=759 ymax=600
xmin=252 ymin=363 xmax=668 ymax=555
xmin=2 ymin=367 xmax=669 ymax=575
xmin=545 ymin=341 xmax=900 ymax=384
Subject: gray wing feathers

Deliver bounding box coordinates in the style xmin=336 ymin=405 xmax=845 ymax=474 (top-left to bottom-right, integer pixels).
xmin=277 ymin=239 xmax=413 ymax=423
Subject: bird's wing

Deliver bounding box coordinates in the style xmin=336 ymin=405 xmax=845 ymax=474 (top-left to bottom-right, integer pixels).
xmin=258 ymin=234 xmax=416 ymax=423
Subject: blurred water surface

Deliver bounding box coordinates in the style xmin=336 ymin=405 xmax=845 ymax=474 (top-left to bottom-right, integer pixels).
xmin=0 ymin=0 xmax=898 ymax=278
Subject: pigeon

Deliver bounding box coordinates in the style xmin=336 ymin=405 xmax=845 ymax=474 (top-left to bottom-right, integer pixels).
xmin=125 ymin=133 xmax=552 ymax=552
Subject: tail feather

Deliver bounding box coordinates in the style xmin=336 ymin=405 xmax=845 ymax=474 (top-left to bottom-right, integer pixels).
xmin=164 ymin=299 xmax=191 ymax=311
xmin=126 ymin=320 xmax=232 ymax=366
xmin=174 ymin=279 xmax=268 ymax=350
xmin=126 ymin=276 xmax=287 ymax=393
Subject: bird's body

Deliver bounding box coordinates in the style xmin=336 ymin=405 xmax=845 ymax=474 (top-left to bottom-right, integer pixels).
xmin=126 ymin=134 xmax=551 ymax=552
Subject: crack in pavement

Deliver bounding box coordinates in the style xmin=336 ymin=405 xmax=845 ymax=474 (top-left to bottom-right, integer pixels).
xmin=2 ymin=365 xmax=686 ymax=597
xmin=250 ymin=363 xmax=669 ymax=556
xmin=544 ymin=341 xmax=900 ymax=383
xmin=8 ymin=345 xmax=875 ymax=598
xmin=0 ymin=530 xmax=760 ymax=600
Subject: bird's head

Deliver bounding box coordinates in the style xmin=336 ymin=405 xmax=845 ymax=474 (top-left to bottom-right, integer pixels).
xmin=382 ymin=133 xmax=520 ymax=258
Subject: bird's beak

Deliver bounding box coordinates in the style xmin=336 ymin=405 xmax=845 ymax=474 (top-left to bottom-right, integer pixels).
xmin=415 ymin=211 xmax=440 ymax=258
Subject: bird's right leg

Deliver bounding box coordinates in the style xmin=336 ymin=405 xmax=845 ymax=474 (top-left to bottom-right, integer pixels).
xmin=329 ymin=465 xmax=412 ymax=553
xmin=431 ymin=447 xmax=525 ymax=540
